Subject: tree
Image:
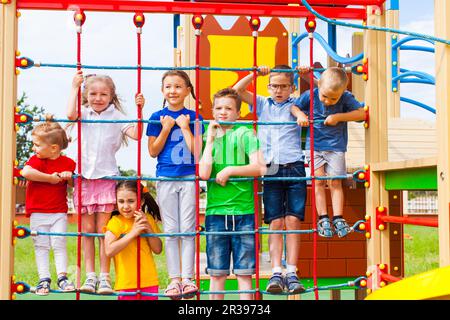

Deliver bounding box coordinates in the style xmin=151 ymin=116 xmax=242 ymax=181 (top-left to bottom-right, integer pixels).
xmin=16 ymin=93 xmax=45 ymax=165
xmin=118 ymin=167 xmax=156 ymax=197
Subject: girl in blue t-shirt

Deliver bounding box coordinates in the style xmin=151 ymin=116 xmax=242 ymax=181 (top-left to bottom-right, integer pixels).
xmin=146 ymin=70 xmax=203 ymax=300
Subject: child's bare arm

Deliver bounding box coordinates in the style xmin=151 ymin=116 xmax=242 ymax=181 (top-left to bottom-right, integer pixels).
xmin=176 ymin=114 xmax=202 ymax=157
xmin=125 ymin=93 xmax=145 ymax=140
xmin=233 ymin=66 xmax=270 ymax=105
xmin=133 ymin=211 xmax=162 ymax=254
xmin=67 ymin=70 xmax=84 ymax=120
xmin=291 ymin=106 xmax=309 ymax=127
xmin=104 ymin=213 xmax=150 ymax=257
xmin=21 ymin=165 xmax=62 ymax=184
xmin=296 ymin=66 xmax=318 ymax=86
xmin=104 ymin=231 xmax=135 ymax=258
xmin=199 ymin=121 xmax=220 ymax=180
xmin=147 ymin=116 xmax=175 ymax=157
xmin=324 ymin=107 xmax=365 ymax=126
xmin=215 ymin=150 xmax=267 ymax=187
xmin=59 ymin=171 xmax=74 ymax=186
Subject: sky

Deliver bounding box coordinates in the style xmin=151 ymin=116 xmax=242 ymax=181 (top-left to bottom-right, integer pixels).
xmin=16 ymin=0 xmax=436 ymax=176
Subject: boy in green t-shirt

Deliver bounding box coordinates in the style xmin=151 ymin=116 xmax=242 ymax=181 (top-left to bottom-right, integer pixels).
xmin=199 ymin=88 xmax=267 ymax=300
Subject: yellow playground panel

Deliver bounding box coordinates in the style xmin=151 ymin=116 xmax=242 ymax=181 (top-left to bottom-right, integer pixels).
xmin=366 ymin=265 xmax=450 ymax=300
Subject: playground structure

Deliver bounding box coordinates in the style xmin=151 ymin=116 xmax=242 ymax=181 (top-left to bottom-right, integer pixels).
xmin=1 ymin=0 xmax=450 ymax=300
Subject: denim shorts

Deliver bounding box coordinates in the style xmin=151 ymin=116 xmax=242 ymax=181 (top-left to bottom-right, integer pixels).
xmin=205 ymin=214 xmax=256 ymax=276
xmin=263 ymin=161 xmax=307 ymax=224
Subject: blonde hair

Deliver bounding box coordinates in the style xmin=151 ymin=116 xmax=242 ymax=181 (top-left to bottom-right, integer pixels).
xmin=82 ymin=74 xmax=124 ymax=113
xmin=319 ymin=67 xmax=349 ymax=92
xmin=32 ymin=122 xmax=69 ymax=150
xmin=68 ymin=74 xmax=129 ymax=146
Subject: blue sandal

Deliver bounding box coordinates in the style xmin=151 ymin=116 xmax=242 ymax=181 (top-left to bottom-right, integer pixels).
xmin=57 ymin=275 xmax=75 ymax=292
xmin=35 ymin=277 xmax=51 ymax=296
xmin=317 ymin=216 xmax=334 ymax=237
xmin=333 ymin=217 xmax=351 ymax=238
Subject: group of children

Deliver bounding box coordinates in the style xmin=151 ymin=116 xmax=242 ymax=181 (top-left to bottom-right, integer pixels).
xmin=23 ymin=64 xmax=364 ymax=300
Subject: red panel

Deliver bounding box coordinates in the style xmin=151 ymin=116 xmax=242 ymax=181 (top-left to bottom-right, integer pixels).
xmin=328 ymin=242 xmax=366 ymax=259
xmin=346 ymin=259 xmax=366 ymax=276
xmin=16 ymin=0 xmax=367 ymax=20
xmin=194 ymin=0 xmax=383 ymax=5
xmin=317 ymin=259 xmax=346 ymax=277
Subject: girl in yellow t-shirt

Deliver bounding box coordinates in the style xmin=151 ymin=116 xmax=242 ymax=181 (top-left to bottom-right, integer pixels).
xmin=104 ymin=181 xmax=162 ymax=300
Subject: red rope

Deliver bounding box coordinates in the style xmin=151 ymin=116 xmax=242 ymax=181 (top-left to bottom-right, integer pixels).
xmin=136 ymin=20 xmax=143 ymax=301
xmin=75 ymin=20 xmax=82 ymax=302
xmin=251 ymin=25 xmax=261 ymax=301
xmin=308 ymin=31 xmax=319 ymax=301
xmin=194 ymin=24 xmax=201 ymax=301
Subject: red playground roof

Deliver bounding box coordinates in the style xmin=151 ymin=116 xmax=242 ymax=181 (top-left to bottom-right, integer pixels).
xmin=15 ymin=0 xmax=386 ymax=20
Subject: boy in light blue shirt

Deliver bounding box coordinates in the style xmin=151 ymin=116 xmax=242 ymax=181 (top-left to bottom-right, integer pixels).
xmin=234 ymin=65 xmax=306 ymax=295
xmin=292 ymin=67 xmax=365 ymax=238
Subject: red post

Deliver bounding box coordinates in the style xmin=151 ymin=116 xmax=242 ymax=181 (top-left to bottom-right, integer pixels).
xmin=249 ymin=15 xmax=261 ymax=300
xmin=192 ymin=14 xmax=203 ymax=300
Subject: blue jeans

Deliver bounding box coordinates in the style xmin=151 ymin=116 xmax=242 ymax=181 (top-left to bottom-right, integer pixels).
xmin=205 ymin=214 xmax=256 ymax=276
xmin=263 ymin=161 xmax=307 ymax=224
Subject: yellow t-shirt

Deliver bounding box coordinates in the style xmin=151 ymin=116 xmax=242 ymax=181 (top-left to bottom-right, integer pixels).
xmin=106 ymin=213 xmax=161 ymax=290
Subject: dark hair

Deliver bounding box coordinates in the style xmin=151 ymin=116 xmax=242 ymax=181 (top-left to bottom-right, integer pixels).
xmin=212 ymin=87 xmax=242 ymax=112
xmin=161 ymin=70 xmax=198 ymax=107
xmin=113 ymin=181 xmax=161 ymax=221
xmin=270 ymin=64 xmax=294 ymax=85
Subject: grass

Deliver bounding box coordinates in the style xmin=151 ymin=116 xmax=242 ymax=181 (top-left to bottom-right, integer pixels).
xmin=403 ymin=225 xmax=440 ymax=276
xmin=14 ymin=224 xmax=439 ymax=300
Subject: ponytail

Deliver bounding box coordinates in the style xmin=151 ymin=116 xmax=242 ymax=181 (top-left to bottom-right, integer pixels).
xmin=113 ymin=181 xmax=161 ymax=221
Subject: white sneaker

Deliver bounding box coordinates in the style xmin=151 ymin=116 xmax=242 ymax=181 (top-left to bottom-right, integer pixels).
xmin=80 ymin=275 xmax=97 ymax=293
xmin=97 ymin=276 xmax=114 ymax=295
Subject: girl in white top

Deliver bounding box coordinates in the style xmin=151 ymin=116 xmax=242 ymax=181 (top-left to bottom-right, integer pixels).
xmin=67 ymin=71 xmax=144 ymax=294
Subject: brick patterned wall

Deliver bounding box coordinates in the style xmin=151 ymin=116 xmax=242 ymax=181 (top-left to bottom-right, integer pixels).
xmin=298 ymin=186 xmax=367 ymax=278
xmin=297 ymin=187 xmax=404 ymax=278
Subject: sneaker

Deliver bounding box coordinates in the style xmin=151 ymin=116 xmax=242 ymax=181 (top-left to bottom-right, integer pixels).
xmin=317 ymin=216 xmax=334 ymax=237
xmin=333 ymin=217 xmax=351 ymax=238
xmin=285 ymin=272 xmax=305 ymax=294
xmin=97 ymin=276 xmax=114 ymax=295
xmin=80 ymin=275 xmax=97 ymax=293
xmin=266 ymin=272 xmax=284 ymax=294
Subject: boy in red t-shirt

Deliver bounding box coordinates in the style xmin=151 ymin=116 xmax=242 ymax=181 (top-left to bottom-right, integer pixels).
xmin=22 ymin=121 xmax=76 ymax=296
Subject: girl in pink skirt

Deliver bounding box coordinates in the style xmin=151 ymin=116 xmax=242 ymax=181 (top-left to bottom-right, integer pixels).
xmin=67 ymin=71 xmax=144 ymax=294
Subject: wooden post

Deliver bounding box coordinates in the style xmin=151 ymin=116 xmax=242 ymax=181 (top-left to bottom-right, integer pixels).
xmin=375 ymin=5 xmax=391 ymax=270
xmin=288 ymin=17 xmax=299 ymax=70
xmin=364 ymin=5 xmax=390 ymax=272
xmin=386 ymin=5 xmax=400 ymax=118
xmin=434 ymin=0 xmax=450 ymax=266
xmin=355 ymin=288 xmax=367 ymax=300
xmin=330 ymin=289 xmax=341 ymax=300
xmin=351 ymin=32 xmax=364 ymax=101
xmin=0 ymin=0 xmax=18 ymax=300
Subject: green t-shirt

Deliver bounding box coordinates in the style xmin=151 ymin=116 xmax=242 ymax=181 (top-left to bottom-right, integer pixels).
xmin=206 ymin=126 xmax=260 ymax=216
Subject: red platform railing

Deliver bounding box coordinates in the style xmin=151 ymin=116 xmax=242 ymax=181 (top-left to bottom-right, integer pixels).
xmin=379 ymin=215 xmax=438 ymax=228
